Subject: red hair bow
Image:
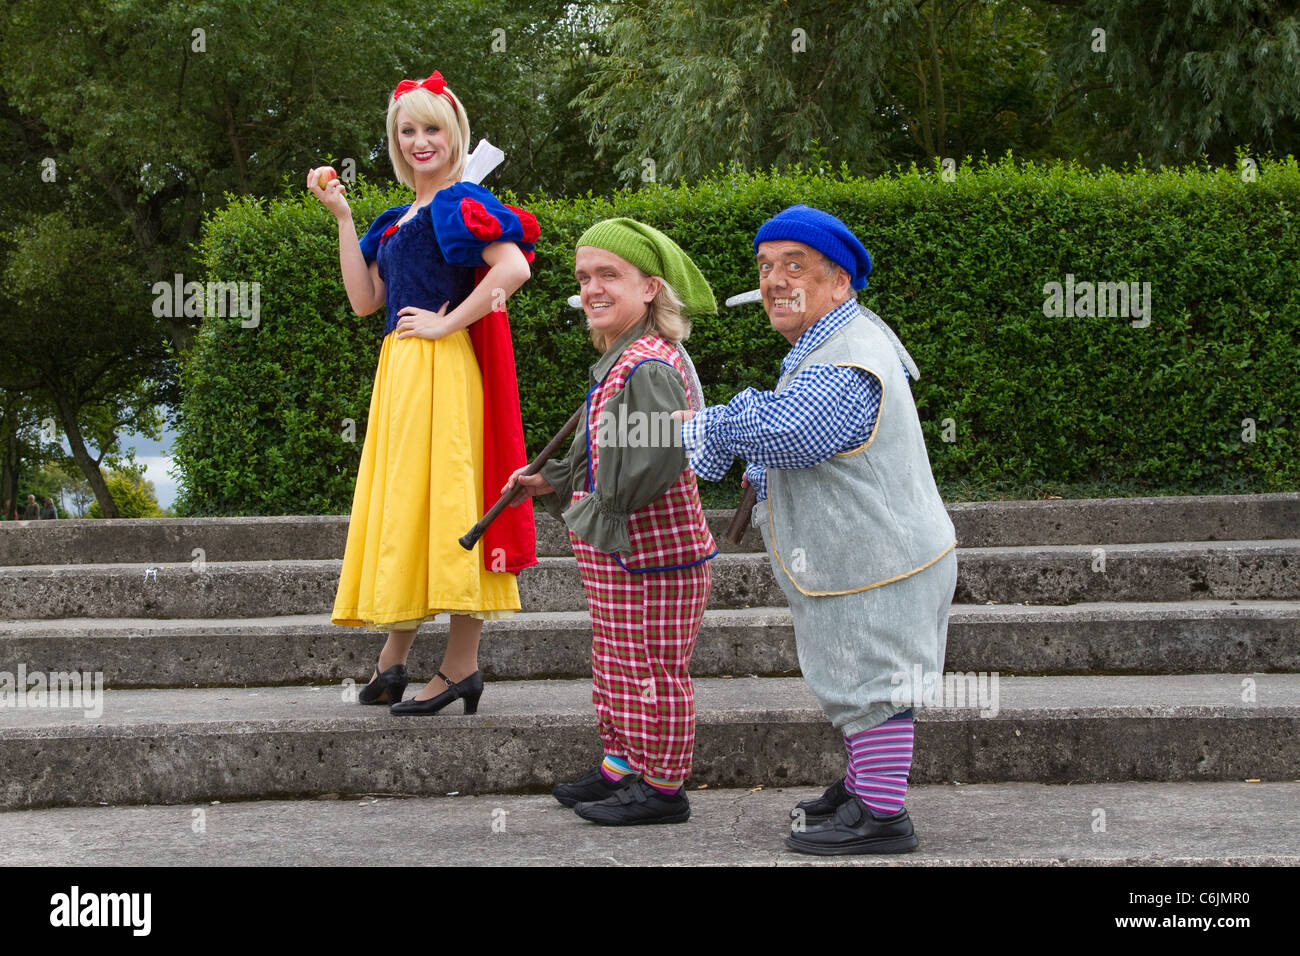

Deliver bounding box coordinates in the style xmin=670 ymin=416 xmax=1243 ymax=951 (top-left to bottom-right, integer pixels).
xmin=391 ymin=70 xmax=457 ymax=113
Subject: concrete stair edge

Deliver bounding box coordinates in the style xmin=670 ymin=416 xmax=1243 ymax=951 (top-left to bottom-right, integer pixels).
xmin=2 ymin=542 xmax=1299 ymax=620
xmin=2 ymin=675 xmax=1297 ymax=809
xmin=3 ymin=600 xmax=1300 ymax=686
xmin=3 ymin=492 xmax=1298 ymax=565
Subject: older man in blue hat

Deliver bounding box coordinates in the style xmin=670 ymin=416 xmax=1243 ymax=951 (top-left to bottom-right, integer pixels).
xmin=680 ymin=205 xmax=957 ymax=855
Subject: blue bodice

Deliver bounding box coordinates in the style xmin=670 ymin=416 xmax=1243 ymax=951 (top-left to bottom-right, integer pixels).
xmin=373 ymin=203 xmax=474 ymax=337
xmin=357 ymin=182 xmax=536 ymax=337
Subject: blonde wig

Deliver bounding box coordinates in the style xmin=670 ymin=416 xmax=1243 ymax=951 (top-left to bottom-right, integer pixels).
xmin=385 ymin=85 xmax=470 ymax=187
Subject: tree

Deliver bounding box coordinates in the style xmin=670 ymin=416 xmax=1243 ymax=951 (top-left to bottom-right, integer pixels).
xmin=0 ymin=388 xmax=43 ymax=519
xmin=1 ymin=210 xmax=170 ymax=517
xmin=572 ymin=0 xmax=1076 ymax=185
xmin=86 ymin=463 xmax=164 ymax=519
xmin=879 ymin=1 xmax=1082 ymax=165
xmin=2 ymin=0 xmax=414 ymax=355
xmin=571 ymin=0 xmax=1300 ymax=184
xmin=421 ymin=1 xmax=617 ymax=197
xmin=1040 ymin=0 xmax=1300 ymax=169
xmin=51 ymin=458 xmax=95 ymax=517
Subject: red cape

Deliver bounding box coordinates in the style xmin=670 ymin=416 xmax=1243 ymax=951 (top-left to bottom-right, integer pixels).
xmin=467 ymin=204 xmax=540 ymax=575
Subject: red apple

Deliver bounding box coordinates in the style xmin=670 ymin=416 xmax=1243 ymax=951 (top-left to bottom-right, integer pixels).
xmin=316 ymin=166 xmax=338 ymax=190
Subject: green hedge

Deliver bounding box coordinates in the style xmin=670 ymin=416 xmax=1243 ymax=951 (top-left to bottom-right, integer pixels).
xmin=175 ymin=158 xmax=1300 ymax=516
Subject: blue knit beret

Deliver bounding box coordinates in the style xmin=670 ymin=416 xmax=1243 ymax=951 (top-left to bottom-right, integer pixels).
xmin=753 ymin=205 xmax=873 ymax=290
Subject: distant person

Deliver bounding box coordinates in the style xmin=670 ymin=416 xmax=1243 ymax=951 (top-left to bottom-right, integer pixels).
xmin=41 ymin=498 xmax=57 ymax=520
xmin=22 ymin=495 xmax=38 ymax=520
xmin=0 ymin=499 xmax=9 ymax=520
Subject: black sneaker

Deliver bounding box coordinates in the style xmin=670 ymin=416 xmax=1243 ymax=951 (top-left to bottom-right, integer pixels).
xmin=552 ymin=766 xmax=636 ymax=808
xmin=786 ymin=796 xmax=918 ymax=855
xmin=573 ymin=778 xmax=691 ymax=826
xmin=790 ymin=778 xmax=854 ymax=826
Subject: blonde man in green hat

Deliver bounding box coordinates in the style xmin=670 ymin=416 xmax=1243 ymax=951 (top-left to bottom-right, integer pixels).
xmin=506 ymin=218 xmax=719 ymax=825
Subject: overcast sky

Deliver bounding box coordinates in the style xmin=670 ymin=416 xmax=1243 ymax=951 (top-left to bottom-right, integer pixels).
xmin=125 ymin=423 xmax=179 ymax=510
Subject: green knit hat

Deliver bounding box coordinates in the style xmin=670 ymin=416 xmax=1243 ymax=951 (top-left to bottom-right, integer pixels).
xmin=576 ymin=218 xmax=717 ymax=316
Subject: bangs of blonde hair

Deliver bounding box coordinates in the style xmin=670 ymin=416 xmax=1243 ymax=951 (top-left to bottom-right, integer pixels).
xmin=587 ymin=273 xmax=691 ymax=349
xmin=386 ymin=86 xmax=470 ymax=188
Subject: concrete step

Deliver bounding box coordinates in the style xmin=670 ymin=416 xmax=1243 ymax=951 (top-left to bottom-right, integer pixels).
xmin=2 ymin=540 xmax=1297 ymax=620
xmin=0 ymin=782 xmax=1293 ymax=865
xmin=4 ymin=601 xmax=1298 ymax=687
xmin=0 ymin=555 xmax=779 ymax=620
xmin=0 ymin=512 xmax=753 ymax=565
xmin=2 ymin=675 xmax=1295 ymax=809
xmin=954 ymin=539 xmax=1300 ymax=604
xmin=3 ymin=493 xmax=1297 ymax=566
xmin=949 ymin=492 xmax=1300 ymax=547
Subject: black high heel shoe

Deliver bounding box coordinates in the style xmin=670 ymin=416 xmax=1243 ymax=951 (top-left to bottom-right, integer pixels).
xmin=389 ymin=670 xmax=483 ymax=716
xmin=358 ymin=659 xmax=409 ymax=705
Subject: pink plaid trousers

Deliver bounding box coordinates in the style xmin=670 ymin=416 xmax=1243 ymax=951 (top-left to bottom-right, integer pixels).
xmin=568 ymin=333 xmax=716 ymax=780
xmin=571 ymin=532 xmax=711 ymax=780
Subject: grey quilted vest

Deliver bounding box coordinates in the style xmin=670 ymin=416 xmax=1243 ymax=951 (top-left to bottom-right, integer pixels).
xmin=765 ymin=311 xmax=955 ymax=595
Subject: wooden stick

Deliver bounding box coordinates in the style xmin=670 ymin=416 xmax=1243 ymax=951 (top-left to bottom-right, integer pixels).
xmin=726 ymin=484 xmax=759 ymax=545
xmin=459 ymin=407 xmax=583 ymax=551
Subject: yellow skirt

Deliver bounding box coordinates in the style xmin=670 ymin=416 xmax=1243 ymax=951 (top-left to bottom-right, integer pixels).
xmin=331 ymin=328 xmax=520 ymax=630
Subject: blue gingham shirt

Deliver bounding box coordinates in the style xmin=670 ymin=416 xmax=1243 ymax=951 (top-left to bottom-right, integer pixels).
xmin=682 ymin=298 xmax=905 ymax=501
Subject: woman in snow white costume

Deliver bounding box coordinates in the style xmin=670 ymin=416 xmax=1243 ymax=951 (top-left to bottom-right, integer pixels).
xmin=309 ymin=70 xmax=539 ymax=715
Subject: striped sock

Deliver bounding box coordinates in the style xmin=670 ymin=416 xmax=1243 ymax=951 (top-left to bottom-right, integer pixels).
xmin=600 ymin=754 xmax=633 ymax=783
xmin=643 ymin=773 xmax=684 ymax=795
xmin=844 ymin=710 xmax=915 ymax=818
xmin=842 ymin=731 xmax=858 ymax=796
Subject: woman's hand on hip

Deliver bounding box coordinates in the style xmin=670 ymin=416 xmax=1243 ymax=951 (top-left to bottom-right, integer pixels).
xmin=395 ymin=302 xmax=452 ymax=340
